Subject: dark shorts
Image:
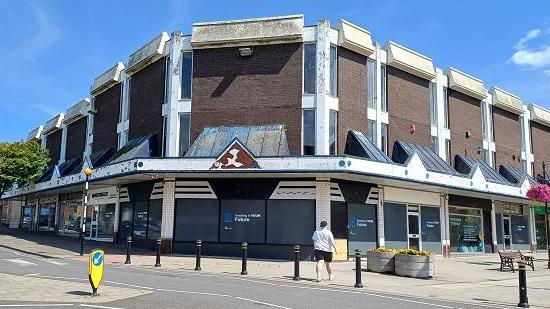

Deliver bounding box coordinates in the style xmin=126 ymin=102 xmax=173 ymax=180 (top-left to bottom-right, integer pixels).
xmin=314 ymin=249 xmax=333 ymax=262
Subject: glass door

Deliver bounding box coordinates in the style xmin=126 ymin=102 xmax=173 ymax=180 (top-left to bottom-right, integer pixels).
xmin=408 ymin=205 xmax=420 ymax=250
xmin=503 ymin=217 xmax=511 ymax=250
xmin=38 ymin=203 xmax=56 ymax=231
xmin=89 ymin=206 xmax=99 ymax=239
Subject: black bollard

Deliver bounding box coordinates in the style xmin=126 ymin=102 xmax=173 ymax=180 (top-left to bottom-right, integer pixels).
xmin=195 ymin=240 xmax=202 ymax=271
xmin=79 ymin=230 xmax=85 ymax=256
xmin=293 ymin=245 xmax=300 ymax=281
xmin=124 ymin=236 xmax=132 ymax=264
xmin=354 ymin=249 xmax=363 ymax=288
xmin=517 ymin=262 xmax=530 ymax=308
xmin=241 ymin=242 xmax=248 ymax=275
xmin=155 ymin=239 xmax=162 ymax=267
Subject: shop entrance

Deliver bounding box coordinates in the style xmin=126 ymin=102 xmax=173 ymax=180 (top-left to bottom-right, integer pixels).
xmin=86 ymin=204 xmax=116 ymax=241
xmin=407 ymin=206 xmax=420 ymax=250
xmin=38 ymin=203 xmax=56 ymax=231
xmin=503 ymin=216 xmax=511 ymax=250
xmin=21 ymin=205 xmax=35 ymax=230
xmin=449 ymin=206 xmax=484 ymax=253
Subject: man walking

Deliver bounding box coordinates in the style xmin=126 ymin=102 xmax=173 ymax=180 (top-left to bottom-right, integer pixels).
xmin=312 ymin=221 xmax=337 ymax=282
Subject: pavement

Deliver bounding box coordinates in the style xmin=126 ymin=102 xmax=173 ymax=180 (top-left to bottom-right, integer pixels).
xmin=1 ymin=227 xmax=549 ymax=308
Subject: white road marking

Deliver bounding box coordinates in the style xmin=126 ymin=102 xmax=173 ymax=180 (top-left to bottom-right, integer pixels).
xmin=0 ymin=247 xmax=22 ymax=256
xmin=235 ymin=296 xmax=292 ymax=309
xmin=79 ymin=304 xmax=125 ymax=309
xmin=23 ymin=273 xmax=41 ymax=277
xmin=3 ymin=259 xmax=36 ymax=266
xmin=45 ymin=260 xmax=67 ymax=266
xmin=0 ymin=304 xmax=73 ymax=307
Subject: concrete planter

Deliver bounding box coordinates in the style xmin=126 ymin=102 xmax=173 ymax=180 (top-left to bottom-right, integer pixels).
xmin=395 ymin=254 xmax=435 ymax=279
xmin=366 ymin=251 xmax=396 ymax=273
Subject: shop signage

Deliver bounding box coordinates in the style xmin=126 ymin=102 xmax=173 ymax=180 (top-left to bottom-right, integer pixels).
xmin=224 ymin=211 xmax=262 ymax=230
xmin=88 ymin=187 xmax=117 ymax=205
xmin=211 ymin=140 xmax=259 ymax=169
xmin=88 ymin=249 xmax=104 ymax=295
xmin=350 ymin=217 xmax=374 ymax=228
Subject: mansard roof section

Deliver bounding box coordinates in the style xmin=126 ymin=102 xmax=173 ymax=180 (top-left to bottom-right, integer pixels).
xmin=445 ymin=67 xmax=487 ymax=100
xmin=63 ymin=98 xmax=90 ymax=124
xmin=392 ymin=140 xmax=458 ymax=175
xmin=489 ymin=86 xmax=523 ymax=114
xmin=385 ymin=41 xmax=436 ymax=80
xmin=185 ymin=125 xmax=290 ymax=158
xmin=191 ymin=14 xmax=304 ymax=49
xmin=126 ymin=32 xmax=170 ymax=75
xmin=337 ymin=19 xmax=375 ymax=56
xmin=58 ymin=157 xmax=81 ymax=177
xmin=91 ymin=62 xmax=125 ymax=96
xmin=455 ymin=155 xmax=509 ymax=185
xmin=27 ymin=126 xmax=43 ymax=141
xmin=499 ymin=164 xmax=537 ymax=186
xmin=42 ymin=113 xmax=64 ymax=135
xmin=529 ymin=103 xmax=550 ymax=127
xmin=109 ymin=134 xmax=158 ymax=164
xmin=344 ymin=130 xmax=392 ymax=163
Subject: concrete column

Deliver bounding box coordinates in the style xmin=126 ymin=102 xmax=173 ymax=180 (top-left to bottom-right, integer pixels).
xmin=315 ymin=177 xmax=331 ymax=228
xmin=84 ymin=97 xmax=95 ymax=158
xmin=112 ymin=187 xmax=120 ymax=244
xmin=160 ymin=178 xmax=175 ymax=253
xmin=442 ymin=194 xmax=450 ymax=257
xmin=59 ymin=124 xmax=67 ymax=164
xmin=377 ymin=186 xmax=385 ymax=248
xmin=315 ymin=19 xmax=331 ymax=155
xmin=164 ymin=32 xmax=185 ymax=157
xmin=117 ymin=72 xmax=131 ymax=149
xmin=491 ymin=201 xmax=497 ymax=253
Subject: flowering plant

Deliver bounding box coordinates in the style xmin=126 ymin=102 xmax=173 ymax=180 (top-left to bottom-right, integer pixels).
xmin=526 ymin=184 xmax=550 ymax=202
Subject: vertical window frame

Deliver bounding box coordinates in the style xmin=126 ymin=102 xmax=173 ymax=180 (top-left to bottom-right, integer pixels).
xmin=328 ymin=45 xmax=338 ymax=97
xmin=303 ymin=43 xmax=317 ymax=95
xmin=329 ymin=110 xmax=338 ymax=155
xmin=381 ymin=64 xmax=387 ymax=112
xmin=381 ymin=123 xmax=389 ymax=154
xmin=367 ymin=58 xmax=376 ymax=108
xmin=179 ymin=113 xmax=191 ymax=156
xmin=429 ymin=82 xmax=437 ymax=125
xmin=443 ymin=87 xmax=450 ymax=129
xmin=302 ymin=109 xmax=316 ymax=155
xmin=180 ymin=51 xmax=193 ymax=100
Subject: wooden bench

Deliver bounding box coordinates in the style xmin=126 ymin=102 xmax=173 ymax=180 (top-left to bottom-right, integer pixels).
xmin=497 ymin=250 xmax=535 ymax=272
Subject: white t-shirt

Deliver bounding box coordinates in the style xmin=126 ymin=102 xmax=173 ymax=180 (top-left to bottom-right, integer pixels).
xmin=312 ymin=227 xmax=335 ymax=252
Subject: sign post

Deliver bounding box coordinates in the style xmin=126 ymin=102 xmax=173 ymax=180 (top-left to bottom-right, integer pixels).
xmin=88 ymin=249 xmax=104 ymax=296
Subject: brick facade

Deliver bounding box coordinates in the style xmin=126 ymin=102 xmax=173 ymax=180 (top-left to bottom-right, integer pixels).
xmin=530 ymin=121 xmax=550 ymax=177
xmin=191 ymin=43 xmax=303 ymax=155
xmin=386 ymin=66 xmax=431 ymax=157
xmin=337 ymin=47 xmax=368 ymax=155
xmin=448 ymin=90 xmax=483 ymax=166
xmin=92 ymin=83 xmax=121 ymax=152
xmin=128 ymin=57 xmax=166 ymax=157
xmin=65 ymin=116 xmax=87 ymax=161
xmin=45 ymin=129 xmax=62 ymax=165
xmin=492 ymin=106 xmax=522 ymax=168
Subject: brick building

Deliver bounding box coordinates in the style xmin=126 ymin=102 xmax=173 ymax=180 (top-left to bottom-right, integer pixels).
xmin=2 ymin=15 xmax=549 ymax=258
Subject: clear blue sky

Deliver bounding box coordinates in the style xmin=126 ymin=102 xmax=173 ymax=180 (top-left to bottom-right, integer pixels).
xmin=1 ymin=0 xmax=549 ymax=141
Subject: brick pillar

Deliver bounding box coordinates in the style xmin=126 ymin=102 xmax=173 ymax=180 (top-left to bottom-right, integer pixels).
xmin=160 ymin=178 xmax=175 ymax=254
xmin=315 ymin=177 xmax=331 ymax=228
xmin=377 ymin=186 xmax=385 ymax=248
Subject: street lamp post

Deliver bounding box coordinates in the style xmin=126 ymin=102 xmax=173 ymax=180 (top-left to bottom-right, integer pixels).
xmin=543 ymin=162 xmax=550 ymax=269
xmin=80 ymin=167 xmax=93 ymax=256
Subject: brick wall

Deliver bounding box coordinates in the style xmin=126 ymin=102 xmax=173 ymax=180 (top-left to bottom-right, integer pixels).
xmin=92 ymin=83 xmax=121 ymax=152
xmin=337 ymin=47 xmax=368 ymax=155
xmin=530 ymin=121 xmax=550 ymax=177
xmin=45 ymin=129 xmax=62 ymax=165
xmin=449 ymin=90 xmax=483 ymax=165
xmin=386 ymin=66 xmax=431 ymax=157
xmin=65 ymin=116 xmax=87 ymax=161
xmin=128 ymin=57 xmax=166 ymax=157
xmin=191 ymin=43 xmax=303 ymax=155
xmin=492 ymin=106 xmax=522 ymax=168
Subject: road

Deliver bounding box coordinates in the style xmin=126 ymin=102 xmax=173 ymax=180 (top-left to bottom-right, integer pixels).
xmin=0 ymin=247 xmax=503 ymax=309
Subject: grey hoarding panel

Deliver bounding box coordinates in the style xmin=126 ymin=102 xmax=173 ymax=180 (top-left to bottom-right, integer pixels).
xmin=420 ymin=206 xmax=441 ymax=254
xmin=384 ymin=203 xmax=407 ymax=249
xmin=511 ymin=215 xmax=530 ymax=245
xmin=220 ymin=200 xmax=266 ymax=244
xmin=174 ymin=199 xmax=219 ymax=242
xmin=348 ymin=203 xmax=377 ymax=254
xmin=266 ymin=200 xmax=315 ymax=245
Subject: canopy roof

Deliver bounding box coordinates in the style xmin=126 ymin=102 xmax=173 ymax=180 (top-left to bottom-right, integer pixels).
xmin=344 ymin=130 xmax=392 ymax=163
xmin=392 ymin=141 xmax=458 ymax=175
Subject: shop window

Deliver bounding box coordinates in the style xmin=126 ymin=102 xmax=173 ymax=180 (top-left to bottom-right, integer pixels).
xmin=511 ymin=215 xmax=530 ymax=249
xmin=179 ymin=113 xmax=191 ymax=156
xmin=449 ymin=206 xmax=484 ymax=253
xmin=383 ymin=203 xmax=408 ymax=249
xmin=266 ymin=200 xmax=315 ymax=245
xmin=97 ymin=204 xmax=115 ymax=239
xmin=133 ymin=201 xmax=149 ymax=240
xmin=302 ymin=109 xmax=316 ymax=155
xmin=118 ymin=202 xmax=133 ymax=240
xmin=330 ymin=201 xmax=347 ymax=239
xmin=174 ymin=199 xmax=219 ymax=242
xmin=367 ymin=58 xmax=376 ymax=108
xmin=147 ymin=199 xmax=162 ymax=240
xmin=181 ymin=52 xmax=193 ymax=100
xmin=303 ymin=43 xmax=316 ymax=95
xmin=329 ymin=45 xmax=337 ymax=96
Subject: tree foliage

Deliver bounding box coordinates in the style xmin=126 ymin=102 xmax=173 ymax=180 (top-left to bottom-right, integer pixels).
xmin=0 ymin=141 xmax=50 ymax=196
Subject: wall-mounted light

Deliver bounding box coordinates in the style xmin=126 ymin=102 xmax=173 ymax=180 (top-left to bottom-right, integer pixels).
xmin=465 ymin=131 xmax=471 ymax=139
xmin=239 ymin=47 xmax=253 ymax=57
xmin=409 ymin=123 xmax=416 ymax=134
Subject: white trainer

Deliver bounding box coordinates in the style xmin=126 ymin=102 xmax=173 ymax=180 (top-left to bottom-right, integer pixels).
xmin=316 ymin=276 xmax=321 ymax=282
